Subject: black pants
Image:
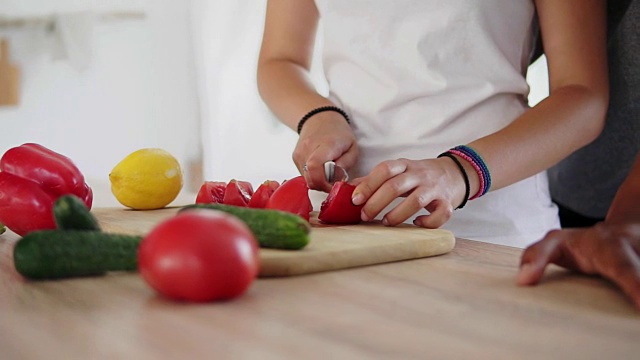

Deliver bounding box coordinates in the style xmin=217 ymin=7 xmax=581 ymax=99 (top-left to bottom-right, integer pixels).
xmin=556 ymin=202 xmax=604 ymax=228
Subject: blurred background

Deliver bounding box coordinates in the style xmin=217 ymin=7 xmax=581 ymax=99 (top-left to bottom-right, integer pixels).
xmin=0 ymin=0 xmax=548 ymax=202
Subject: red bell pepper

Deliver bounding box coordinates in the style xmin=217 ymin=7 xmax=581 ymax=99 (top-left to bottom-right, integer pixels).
xmin=1 ymin=143 xmax=93 ymax=208
xmin=0 ymin=172 xmax=57 ymax=236
xmin=318 ymin=181 xmax=364 ymax=224
xmin=0 ymin=143 xmax=93 ymax=235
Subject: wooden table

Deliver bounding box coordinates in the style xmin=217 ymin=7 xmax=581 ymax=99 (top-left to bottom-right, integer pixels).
xmin=1 ymin=227 xmax=638 ymax=360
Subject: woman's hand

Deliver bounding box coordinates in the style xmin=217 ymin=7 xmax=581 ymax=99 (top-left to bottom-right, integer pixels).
xmin=351 ymin=157 xmax=468 ymax=228
xmin=294 ymin=112 xmax=359 ymax=192
xmin=517 ymin=223 xmax=640 ymax=309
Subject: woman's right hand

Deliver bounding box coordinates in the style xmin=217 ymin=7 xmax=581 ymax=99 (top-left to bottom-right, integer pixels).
xmin=294 ymin=112 xmax=359 ymax=192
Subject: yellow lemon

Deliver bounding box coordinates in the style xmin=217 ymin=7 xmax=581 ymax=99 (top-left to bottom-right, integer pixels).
xmin=109 ymin=148 xmax=183 ymax=210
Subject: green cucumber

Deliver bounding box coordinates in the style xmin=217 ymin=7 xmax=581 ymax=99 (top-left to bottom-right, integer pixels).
xmin=14 ymin=230 xmax=142 ymax=279
xmin=180 ymin=203 xmax=311 ymax=250
xmin=53 ymin=194 xmax=100 ymax=231
xmin=0 ymin=222 xmax=5 ymax=235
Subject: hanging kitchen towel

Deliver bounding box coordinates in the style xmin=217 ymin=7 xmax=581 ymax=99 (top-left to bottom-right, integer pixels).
xmin=50 ymin=11 xmax=94 ymax=71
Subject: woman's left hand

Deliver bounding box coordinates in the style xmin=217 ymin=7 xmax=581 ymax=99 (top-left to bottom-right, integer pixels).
xmin=351 ymin=157 xmax=467 ymax=228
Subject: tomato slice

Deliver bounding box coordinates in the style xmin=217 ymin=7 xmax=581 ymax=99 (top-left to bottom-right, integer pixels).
xmin=265 ymin=176 xmax=312 ymax=221
xmin=247 ymin=180 xmax=280 ymax=208
xmin=318 ymin=181 xmax=364 ymax=224
xmin=223 ymin=180 xmax=254 ymax=207
xmin=195 ymin=181 xmax=226 ymax=204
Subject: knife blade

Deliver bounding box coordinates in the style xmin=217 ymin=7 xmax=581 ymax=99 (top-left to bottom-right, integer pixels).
xmin=324 ymin=161 xmax=349 ymax=184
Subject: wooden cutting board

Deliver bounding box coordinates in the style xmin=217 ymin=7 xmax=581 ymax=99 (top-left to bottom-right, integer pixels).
xmin=92 ymin=207 xmax=456 ymax=277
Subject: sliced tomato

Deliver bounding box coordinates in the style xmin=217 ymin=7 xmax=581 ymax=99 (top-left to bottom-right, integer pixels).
xmin=247 ymin=180 xmax=280 ymax=208
xmin=195 ymin=181 xmax=226 ymax=204
xmin=318 ymin=181 xmax=363 ymax=224
xmin=266 ymin=176 xmax=312 ymax=221
xmin=223 ymin=179 xmax=254 ymax=207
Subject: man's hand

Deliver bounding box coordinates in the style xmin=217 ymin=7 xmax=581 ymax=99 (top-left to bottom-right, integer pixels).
xmin=517 ymin=223 xmax=640 ymax=309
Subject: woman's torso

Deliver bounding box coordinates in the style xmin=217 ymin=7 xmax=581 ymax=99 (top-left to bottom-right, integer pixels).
xmin=313 ymin=0 xmax=559 ymax=247
xmin=316 ymin=0 xmax=536 ymax=173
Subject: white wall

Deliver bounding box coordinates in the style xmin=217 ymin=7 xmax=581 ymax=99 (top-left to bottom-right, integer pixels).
xmin=191 ymin=1 xmax=300 ymax=188
xmin=0 ymin=0 xmax=200 ymax=193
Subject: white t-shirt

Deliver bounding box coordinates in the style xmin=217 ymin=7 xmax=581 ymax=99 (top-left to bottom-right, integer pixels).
xmin=314 ymin=0 xmax=559 ymax=247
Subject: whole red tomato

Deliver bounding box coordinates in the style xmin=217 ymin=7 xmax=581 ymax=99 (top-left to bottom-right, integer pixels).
xmin=138 ymin=209 xmax=260 ymax=302
xmin=266 ymin=176 xmax=312 ymax=221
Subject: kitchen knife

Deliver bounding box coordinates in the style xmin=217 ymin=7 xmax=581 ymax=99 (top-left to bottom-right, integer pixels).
xmin=324 ymin=161 xmax=349 ymax=184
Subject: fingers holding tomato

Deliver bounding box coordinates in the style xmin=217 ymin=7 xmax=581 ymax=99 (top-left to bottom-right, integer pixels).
xmin=351 ymin=158 xmax=462 ymax=227
xmin=138 ymin=209 xmax=260 ymax=302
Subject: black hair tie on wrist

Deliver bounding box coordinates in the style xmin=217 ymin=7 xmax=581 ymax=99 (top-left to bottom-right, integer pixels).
xmin=437 ymin=152 xmax=470 ymax=210
xmin=297 ymin=106 xmax=351 ymax=134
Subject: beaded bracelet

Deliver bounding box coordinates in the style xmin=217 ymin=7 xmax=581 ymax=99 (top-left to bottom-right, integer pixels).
xmin=437 ymin=152 xmax=470 ymax=209
xmin=444 ymin=145 xmax=492 ymax=200
xmin=297 ymin=106 xmax=351 ymax=134
xmin=447 ymin=150 xmax=484 ymax=201
xmin=454 ymin=145 xmax=492 ymax=197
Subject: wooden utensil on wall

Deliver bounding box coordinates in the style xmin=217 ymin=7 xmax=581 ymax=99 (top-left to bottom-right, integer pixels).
xmin=0 ymin=38 xmax=20 ymax=106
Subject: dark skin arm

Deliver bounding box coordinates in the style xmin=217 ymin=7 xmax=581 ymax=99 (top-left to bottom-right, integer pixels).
xmin=517 ymin=153 xmax=640 ymax=309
